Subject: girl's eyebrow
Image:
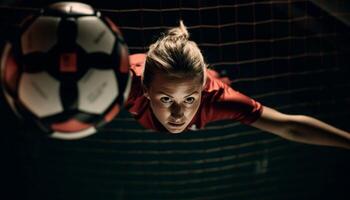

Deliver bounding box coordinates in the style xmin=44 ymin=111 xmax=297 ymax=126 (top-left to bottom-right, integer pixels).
xmin=157 ymin=91 xmax=199 ymax=98
xmin=184 ymin=91 xmax=199 ymax=98
xmin=158 ymin=91 xmax=174 ymax=98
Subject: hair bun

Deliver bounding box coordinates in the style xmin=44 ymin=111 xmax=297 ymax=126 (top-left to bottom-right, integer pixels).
xmin=167 ymin=20 xmax=189 ymax=40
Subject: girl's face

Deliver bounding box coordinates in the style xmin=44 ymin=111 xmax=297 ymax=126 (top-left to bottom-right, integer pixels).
xmin=144 ymin=72 xmax=203 ymax=133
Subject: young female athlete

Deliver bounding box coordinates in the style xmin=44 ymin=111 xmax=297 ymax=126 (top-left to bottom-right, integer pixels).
xmin=125 ymin=21 xmax=350 ymax=149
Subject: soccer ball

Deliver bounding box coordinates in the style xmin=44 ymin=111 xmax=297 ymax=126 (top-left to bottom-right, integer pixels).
xmin=0 ymin=2 xmax=131 ymax=139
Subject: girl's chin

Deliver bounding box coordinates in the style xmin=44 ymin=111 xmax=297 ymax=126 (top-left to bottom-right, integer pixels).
xmin=166 ymin=124 xmax=186 ymax=133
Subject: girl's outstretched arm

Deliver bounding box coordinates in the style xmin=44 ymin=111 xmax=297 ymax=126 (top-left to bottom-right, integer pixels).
xmin=250 ymin=106 xmax=350 ymax=149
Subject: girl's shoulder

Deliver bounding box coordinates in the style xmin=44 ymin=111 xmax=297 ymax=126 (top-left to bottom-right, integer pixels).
xmin=129 ymin=53 xmax=146 ymax=77
xmin=203 ymin=68 xmax=232 ymax=93
xmin=126 ymin=54 xmax=146 ymax=105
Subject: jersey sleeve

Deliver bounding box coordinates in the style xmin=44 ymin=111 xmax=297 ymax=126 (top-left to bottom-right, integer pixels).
xmin=203 ymin=70 xmax=263 ymax=125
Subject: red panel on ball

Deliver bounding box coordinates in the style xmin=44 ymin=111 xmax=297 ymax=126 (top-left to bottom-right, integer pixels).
xmin=51 ymin=118 xmax=92 ymax=132
xmin=104 ymin=104 xmax=120 ymax=122
xmin=4 ymin=48 xmax=20 ymax=94
xmin=105 ymin=17 xmax=122 ymax=36
xmin=119 ymin=45 xmax=129 ymax=74
xmin=60 ymin=53 xmax=77 ymax=73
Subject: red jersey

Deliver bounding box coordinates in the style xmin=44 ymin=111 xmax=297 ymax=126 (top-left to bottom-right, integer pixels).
xmin=125 ymin=54 xmax=263 ymax=132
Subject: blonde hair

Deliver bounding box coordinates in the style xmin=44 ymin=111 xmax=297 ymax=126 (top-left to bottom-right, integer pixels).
xmin=143 ymin=21 xmax=207 ymax=88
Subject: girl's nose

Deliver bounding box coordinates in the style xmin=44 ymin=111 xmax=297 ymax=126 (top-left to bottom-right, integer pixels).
xmin=170 ymin=103 xmax=184 ymax=119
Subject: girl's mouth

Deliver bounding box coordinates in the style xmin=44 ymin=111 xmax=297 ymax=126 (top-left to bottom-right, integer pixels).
xmin=168 ymin=122 xmax=185 ymax=127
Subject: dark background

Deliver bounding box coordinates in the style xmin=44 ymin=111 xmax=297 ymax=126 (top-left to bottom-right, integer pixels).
xmin=0 ymin=0 xmax=349 ymax=200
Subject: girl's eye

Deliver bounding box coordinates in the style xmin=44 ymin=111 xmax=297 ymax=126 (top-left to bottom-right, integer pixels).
xmin=184 ymin=97 xmax=195 ymax=104
xmin=160 ymin=97 xmax=172 ymax=103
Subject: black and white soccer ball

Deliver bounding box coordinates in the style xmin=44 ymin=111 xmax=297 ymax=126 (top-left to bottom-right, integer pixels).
xmin=0 ymin=2 xmax=131 ymax=139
